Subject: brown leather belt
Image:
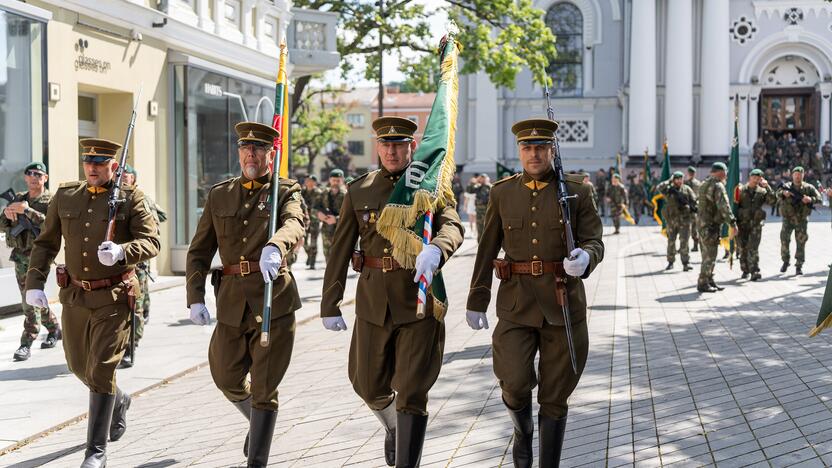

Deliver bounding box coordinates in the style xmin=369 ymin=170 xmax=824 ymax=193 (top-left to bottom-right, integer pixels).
xmin=222 ymin=258 xmax=288 ymax=276
xmin=363 ymin=256 xmax=403 ymax=272
xmin=71 ymin=270 xmax=136 ymax=291
xmin=510 ymin=261 xmax=564 ymax=277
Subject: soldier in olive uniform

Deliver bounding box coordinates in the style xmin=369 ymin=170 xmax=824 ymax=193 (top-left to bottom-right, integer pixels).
xmin=628 ymin=173 xmax=646 ymax=225
xmin=466 ymin=173 xmax=492 ymax=242
xmin=685 ymin=166 xmax=702 ymax=251
xmin=2 ymin=162 xmax=61 ymax=361
xmin=776 ymin=166 xmax=821 ymax=275
xmin=466 ymin=119 xmax=604 ymax=468
xmin=594 ymin=169 xmax=608 ymax=217
xmin=656 ymin=172 xmax=697 ymax=271
xmin=302 ymin=175 xmax=322 ymax=269
xmin=696 ymin=162 xmax=737 ymax=293
xmin=607 ymin=174 xmax=628 ymax=234
xmin=736 ymin=169 xmax=775 ymax=281
xmin=186 ymin=122 xmax=304 ymax=467
xmin=321 ymin=117 xmax=464 ymax=467
xmin=24 ymin=139 xmax=160 ymax=467
xmin=316 ymin=169 xmax=347 ymax=262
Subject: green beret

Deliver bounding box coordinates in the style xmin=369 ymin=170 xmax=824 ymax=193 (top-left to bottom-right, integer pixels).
xmin=711 ymin=162 xmax=727 ymax=172
xmin=612 ymin=173 xmax=621 ymax=180
xmin=687 ymin=166 xmax=696 ymax=173
xmin=792 ymin=166 xmax=804 ymax=173
xmin=672 ymin=171 xmax=684 ymax=179
xmin=24 ymin=162 xmax=47 ymax=174
xmin=749 ymin=169 xmax=764 ymax=176
xmin=329 ymin=168 xmax=344 ymax=178
xmin=123 ymin=163 xmax=136 ymax=175
xmin=308 ymin=174 xmax=318 ymax=182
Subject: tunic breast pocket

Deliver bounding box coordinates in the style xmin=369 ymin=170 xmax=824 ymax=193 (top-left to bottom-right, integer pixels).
xmin=355 ymin=201 xmax=380 ymax=233
xmin=59 ymin=208 xmax=81 ymax=238
xmin=502 ymin=217 xmax=523 ymax=250
xmin=214 ymin=208 xmax=238 ymax=237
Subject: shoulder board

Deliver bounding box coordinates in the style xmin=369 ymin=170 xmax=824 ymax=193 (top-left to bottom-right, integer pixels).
xmin=59 ymin=181 xmax=83 ymax=189
xmin=565 ymin=173 xmax=584 ymax=184
xmin=493 ymin=173 xmax=520 ymax=186
xmin=210 ymin=177 xmax=237 ymax=190
xmin=348 ymin=171 xmax=374 ymax=186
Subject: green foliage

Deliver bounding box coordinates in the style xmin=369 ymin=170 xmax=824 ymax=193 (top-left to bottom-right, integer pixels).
xmin=291 ymin=89 xmax=351 ymax=174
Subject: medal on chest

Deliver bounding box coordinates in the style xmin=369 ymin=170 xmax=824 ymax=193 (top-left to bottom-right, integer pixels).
xmin=257 ymin=193 xmax=269 ymax=211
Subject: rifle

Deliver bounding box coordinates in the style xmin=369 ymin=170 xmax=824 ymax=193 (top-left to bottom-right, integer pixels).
xmin=1 ymin=189 xmax=40 ymax=238
xmin=544 ymin=81 xmax=579 ymax=375
xmin=782 ymin=183 xmax=816 ymax=210
xmin=667 ymin=185 xmax=698 ymax=213
xmin=106 ymin=85 xmax=142 ymax=365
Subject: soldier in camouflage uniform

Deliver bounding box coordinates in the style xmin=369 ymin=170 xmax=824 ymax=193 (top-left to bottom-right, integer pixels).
xmin=582 ymin=173 xmax=598 ymax=209
xmin=628 ymin=173 xmax=646 ymax=224
xmin=776 ymin=166 xmax=821 ymax=275
xmin=684 ymin=166 xmax=702 ymax=252
xmin=607 ymin=173 xmax=628 ymax=234
xmin=302 ymin=175 xmax=321 ymax=269
xmin=697 ymin=162 xmax=737 ymax=293
xmin=466 ymin=173 xmax=491 ymax=242
xmin=736 ymin=169 xmax=775 ymax=281
xmin=316 ymin=169 xmax=346 ymax=262
xmin=656 ymin=172 xmax=697 ymax=271
xmin=594 ymin=169 xmax=608 ymax=217
xmin=2 ymin=162 xmax=61 ymax=361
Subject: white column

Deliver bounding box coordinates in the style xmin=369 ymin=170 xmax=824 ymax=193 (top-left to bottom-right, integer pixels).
xmin=583 ymin=48 xmax=594 ymax=93
xmin=214 ymin=0 xmax=226 ymax=35
xmin=748 ymin=89 xmax=760 ymax=146
xmin=700 ymin=0 xmax=731 ymax=157
xmin=627 ymin=0 xmax=657 ymax=156
xmin=242 ymin=0 xmax=255 ymax=46
xmin=197 ymin=0 xmax=211 ymax=29
xmin=255 ymin=3 xmax=265 ymax=49
xmin=664 ymin=0 xmax=693 ymax=156
xmin=820 ymin=84 xmax=832 ymax=144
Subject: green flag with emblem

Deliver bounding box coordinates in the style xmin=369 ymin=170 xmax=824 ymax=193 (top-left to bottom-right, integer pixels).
xmin=651 ymin=141 xmax=671 ymax=234
xmin=809 ymin=269 xmax=832 ymax=337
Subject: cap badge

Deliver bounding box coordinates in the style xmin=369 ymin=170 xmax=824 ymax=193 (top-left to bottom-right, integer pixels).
xmin=247 ymin=130 xmax=255 ymax=139
xmin=530 ymin=129 xmax=539 ymax=136
xmin=388 ymin=126 xmax=396 ymax=135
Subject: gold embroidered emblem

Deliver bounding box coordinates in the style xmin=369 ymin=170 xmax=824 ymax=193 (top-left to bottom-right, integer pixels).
xmin=530 ymin=129 xmax=539 ymax=136
xmin=388 ymin=126 xmax=397 ymax=135
xmin=247 ymin=130 xmax=255 ymax=139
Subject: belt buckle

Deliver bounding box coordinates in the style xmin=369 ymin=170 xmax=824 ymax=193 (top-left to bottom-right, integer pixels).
xmin=240 ymin=261 xmax=251 ymax=276
xmin=382 ymin=256 xmax=394 ymax=272
xmin=81 ymin=280 xmax=92 ymax=291
xmin=531 ymin=260 xmax=544 ymax=277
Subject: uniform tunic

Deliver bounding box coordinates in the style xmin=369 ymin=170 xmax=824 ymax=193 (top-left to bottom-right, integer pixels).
xmin=656 ymin=181 xmax=697 ymax=264
xmin=467 ymin=170 xmax=604 ymax=419
xmin=697 ymin=177 xmax=735 ymax=287
xmin=26 ymin=181 xmax=160 ymax=393
xmin=736 ymin=183 xmax=775 ymax=274
xmin=186 ymin=175 xmax=305 ymax=411
xmin=321 ymin=167 xmax=464 ymax=415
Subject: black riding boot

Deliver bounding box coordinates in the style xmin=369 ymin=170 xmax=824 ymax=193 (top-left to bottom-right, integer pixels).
xmin=372 ymin=400 xmax=397 ymax=466
xmin=505 ymin=401 xmax=533 ymax=468
xmin=109 ymin=387 xmax=131 ymax=442
xmin=539 ymin=413 xmax=567 ymax=468
xmin=232 ymin=397 xmax=252 ymax=457
xmin=81 ymin=392 xmax=116 ymax=468
xmin=247 ymin=408 xmax=277 ymax=468
xmin=395 ymin=412 xmax=428 ymax=468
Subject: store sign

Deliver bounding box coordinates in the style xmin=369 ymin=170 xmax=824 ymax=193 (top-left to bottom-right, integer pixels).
xmin=75 ymin=55 xmax=111 ymax=74
xmin=203 ymin=83 xmax=223 ymax=97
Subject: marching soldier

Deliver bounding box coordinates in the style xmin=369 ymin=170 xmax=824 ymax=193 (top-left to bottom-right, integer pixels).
xmin=736 ymin=169 xmax=775 ymax=281
xmin=466 ymin=173 xmax=492 ymax=242
xmin=320 ymin=116 xmax=464 ymax=467
xmin=302 ymin=175 xmax=322 ymax=269
xmin=316 ymin=169 xmax=346 ymax=262
xmin=594 ymin=168 xmax=608 ymax=217
xmin=3 ymin=162 xmax=61 ymax=361
xmin=607 ymin=174 xmax=628 ymax=234
xmin=776 ymin=166 xmax=821 ymax=275
xmin=466 ymin=118 xmax=604 ymax=468
xmin=685 ymin=166 xmax=702 ymax=251
xmin=696 ymin=162 xmax=737 ymax=293
xmin=628 ymin=173 xmax=646 ymax=225
xmin=24 ymin=138 xmax=160 ymax=467
xmin=186 ymin=122 xmax=305 ymax=467
xmin=656 ymin=172 xmax=697 ymax=271
xmin=581 ymin=172 xmax=598 ymax=210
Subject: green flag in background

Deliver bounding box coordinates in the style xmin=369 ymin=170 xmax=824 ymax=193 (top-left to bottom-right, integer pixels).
xmin=375 ymin=35 xmax=459 ymax=320
xmin=809 ymin=269 xmax=832 ymax=337
xmin=496 ymin=161 xmax=517 ymax=180
xmin=721 ymin=117 xmax=741 ymax=265
xmin=651 ymin=141 xmax=671 ymax=233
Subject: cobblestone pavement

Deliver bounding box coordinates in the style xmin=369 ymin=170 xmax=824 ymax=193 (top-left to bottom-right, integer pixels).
xmin=2 ymin=217 xmax=832 ymax=467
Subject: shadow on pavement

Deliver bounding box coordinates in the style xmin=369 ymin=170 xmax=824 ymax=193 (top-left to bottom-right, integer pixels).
xmin=589 ymin=305 xmax=630 ymax=311
xmin=136 ymin=459 xmax=178 ymax=468
xmin=443 ymin=344 xmax=491 ymax=364
xmin=9 ymin=442 xmax=84 ymax=467
xmin=0 ymin=363 xmax=70 ymax=381
xmin=167 ymin=319 xmax=195 ymax=327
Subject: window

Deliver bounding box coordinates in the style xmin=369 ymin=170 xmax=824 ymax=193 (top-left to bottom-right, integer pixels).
xmin=546 ymin=3 xmax=583 ymax=97
xmin=346 ymin=113 xmax=365 ymax=128
xmin=347 ymin=140 xmax=365 ymax=156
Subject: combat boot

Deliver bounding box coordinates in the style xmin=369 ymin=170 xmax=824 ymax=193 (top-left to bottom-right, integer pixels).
xmin=247 ymin=408 xmax=277 ymax=468
xmin=396 ymin=412 xmax=428 ymax=468
xmin=796 ymin=266 xmax=803 ymax=275
xmin=741 ymin=272 xmax=749 ymax=279
xmin=232 ymin=397 xmax=252 ymax=457
xmin=109 ymin=388 xmax=131 ymax=441
xmin=13 ymin=345 xmax=31 ymax=361
xmin=372 ymin=400 xmax=397 ymax=466
xmin=539 ymin=413 xmax=567 ymax=468
xmin=41 ymin=328 xmax=62 ymax=349
xmin=81 ymin=392 xmax=116 ymax=468
xmin=665 ymin=262 xmax=674 ymax=271
xmin=682 ymin=263 xmax=693 ymax=272
xmin=692 ymin=243 xmax=699 ymax=252
xmin=709 ymin=279 xmax=725 ymax=291
xmin=697 ymin=282 xmax=717 ymax=293
xmin=505 ymin=401 xmax=533 ymax=468
xmin=780 ymin=262 xmax=789 ymax=273
xmin=750 ymin=273 xmax=762 ymax=281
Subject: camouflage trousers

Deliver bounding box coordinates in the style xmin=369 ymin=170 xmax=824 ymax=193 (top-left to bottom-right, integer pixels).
xmin=666 ymin=219 xmax=691 ymax=264
xmin=630 ymin=199 xmax=643 ymax=223
xmin=322 ymin=224 xmax=337 ymax=262
xmin=737 ymin=223 xmax=763 ymax=274
xmin=134 ymin=264 xmax=150 ymax=342
xmin=305 ymin=222 xmax=320 ymax=267
xmin=780 ymin=218 xmax=809 ymax=267
xmin=611 ymin=208 xmax=623 ymax=231
xmin=697 ymin=224 xmax=721 ymax=287
xmin=13 ymin=252 xmax=59 ymax=347
xmin=475 ymin=206 xmax=487 ymax=242
xmin=689 ymin=214 xmax=700 ymax=248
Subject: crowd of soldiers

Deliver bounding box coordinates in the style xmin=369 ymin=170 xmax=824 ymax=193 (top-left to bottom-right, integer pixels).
xmin=752 ymin=132 xmax=832 ymax=181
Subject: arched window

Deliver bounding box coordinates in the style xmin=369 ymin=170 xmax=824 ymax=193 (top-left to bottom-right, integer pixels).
xmin=546 ymin=3 xmax=583 ymax=96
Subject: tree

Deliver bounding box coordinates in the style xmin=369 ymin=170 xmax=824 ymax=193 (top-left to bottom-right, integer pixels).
xmin=291 ymin=88 xmax=351 ymax=174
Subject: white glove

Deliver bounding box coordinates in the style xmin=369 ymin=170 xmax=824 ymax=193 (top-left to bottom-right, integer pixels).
xmin=189 ymin=303 xmax=211 ymax=325
xmin=563 ymin=248 xmax=590 ymax=277
xmin=466 ymin=310 xmax=489 ymax=330
xmin=25 ymin=289 xmax=49 ymax=309
xmin=259 ymin=245 xmax=283 ymax=283
xmin=322 ymin=316 xmax=348 ymax=331
xmin=97 ymin=241 xmax=125 ymax=266
xmin=413 ymin=244 xmax=442 ymax=286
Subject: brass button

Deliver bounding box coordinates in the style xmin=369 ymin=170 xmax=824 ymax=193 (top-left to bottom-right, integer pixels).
xmin=240 ymin=256 xmax=246 ymax=260
xmin=255 ymin=316 xmax=263 ymax=323
xmin=531 ymin=207 xmax=537 ymax=212
xmin=91 ymin=196 xmax=96 ymax=200
xmin=531 ymin=222 xmax=538 ymax=228
xmin=84 ymin=267 xmax=89 ymax=272
xmin=532 ymin=238 xmax=538 ymax=244
xmin=84 ymin=237 xmax=89 ymax=242
xmin=87 ymin=208 xmax=93 ymax=213
xmin=533 ymin=192 xmax=538 ymax=197
xmin=243 ymin=220 xmax=249 ymax=225
xmin=245 ymin=203 xmax=250 ymax=208
xmin=83 ymin=252 xmax=88 ymax=257
xmin=85 ymin=222 xmax=90 ymax=227
xmin=507 ymin=226 xmax=512 ymax=231
xmin=533 ymin=255 xmax=539 ymax=260
xmin=364 ymin=205 xmax=368 ymax=209
xmin=249 ymin=191 xmax=253 ymax=195
xmin=242 ymin=237 xmax=248 ymax=243
xmin=383 ymin=248 xmax=389 ymax=253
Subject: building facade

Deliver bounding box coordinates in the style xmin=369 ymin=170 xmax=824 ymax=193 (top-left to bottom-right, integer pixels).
xmin=457 ymin=0 xmax=832 ymax=177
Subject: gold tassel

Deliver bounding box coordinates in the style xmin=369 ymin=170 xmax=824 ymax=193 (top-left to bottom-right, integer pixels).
xmin=809 ymin=313 xmax=832 ymax=337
